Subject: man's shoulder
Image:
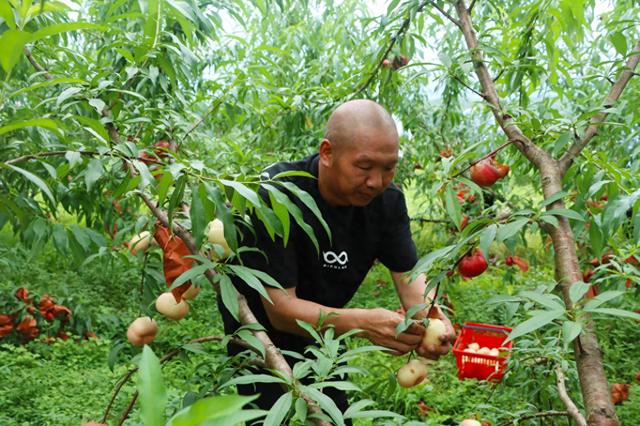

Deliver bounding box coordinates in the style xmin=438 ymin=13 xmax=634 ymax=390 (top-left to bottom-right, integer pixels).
xmin=379 ymin=182 xmax=407 ymax=205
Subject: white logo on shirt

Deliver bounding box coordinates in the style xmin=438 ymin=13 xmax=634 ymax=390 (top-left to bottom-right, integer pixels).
xmin=323 ymin=250 xmax=348 ymax=270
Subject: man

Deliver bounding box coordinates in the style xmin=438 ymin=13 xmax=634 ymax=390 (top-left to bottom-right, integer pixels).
xmin=221 ymin=99 xmax=455 ymax=416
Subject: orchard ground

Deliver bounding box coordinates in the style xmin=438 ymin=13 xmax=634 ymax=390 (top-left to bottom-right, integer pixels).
xmin=0 ymin=185 xmax=639 ymax=425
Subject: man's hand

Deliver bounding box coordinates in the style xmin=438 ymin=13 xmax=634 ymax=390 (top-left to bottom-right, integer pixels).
xmin=416 ymin=310 xmax=456 ymax=360
xmin=361 ymin=308 xmax=425 ymax=355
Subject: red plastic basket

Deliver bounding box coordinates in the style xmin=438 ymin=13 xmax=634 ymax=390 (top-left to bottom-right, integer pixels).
xmin=452 ymin=322 xmax=513 ymax=382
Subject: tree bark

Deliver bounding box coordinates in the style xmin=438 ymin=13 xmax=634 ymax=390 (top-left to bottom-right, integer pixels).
xmin=450 ymin=2 xmax=625 ymax=424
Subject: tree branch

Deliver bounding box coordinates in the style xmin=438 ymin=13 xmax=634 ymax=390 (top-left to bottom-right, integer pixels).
xmin=555 ymin=364 xmax=587 ymax=426
xmin=23 ymin=47 xmax=52 ymax=80
xmin=106 ymin=335 xmax=258 ymax=424
xmin=428 ymin=0 xmax=461 ymax=28
xmin=452 ymin=1 xmax=551 ymax=170
xmin=132 ymin=182 xmax=330 ymax=426
xmin=353 ymin=0 xmax=430 ymax=96
xmin=558 ymin=41 xmax=640 ymax=175
xmin=468 ymin=0 xmax=478 ymax=13
xmin=5 ymin=150 xmax=100 ymax=165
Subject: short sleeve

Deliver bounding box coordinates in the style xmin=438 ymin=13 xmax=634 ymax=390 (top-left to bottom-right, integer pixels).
xmin=376 ymin=190 xmax=418 ymax=272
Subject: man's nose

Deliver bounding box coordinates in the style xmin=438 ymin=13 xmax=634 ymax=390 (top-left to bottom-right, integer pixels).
xmin=365 ymin=170 xmax=383 ymax=190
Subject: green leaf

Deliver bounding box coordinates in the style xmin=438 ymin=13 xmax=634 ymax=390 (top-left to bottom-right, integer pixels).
xmin=0 ymin=1 xmax=16 ymax=29
xmin=132 ymin=159 xmax=154 ymax=189
xmin=0 ymin=29 xmax=32 ymax=74
xmin=562 ymin=320 xmax=582 ymax=349
xmin=0 ymin=118 xmax=60 ymax=137
xmin=200 ymin=409 xmax=266 ymax=426
xmin=219 ymin=374 xmax=287 ymax=390
xmin=31 ymin=22 xmax=108 ymax=41
xmin=569 ymin=281 xmax=591 ymax=303
xmin=235 ymin=329 xmax=266 ymax=359
xmin=143 ymin=0 xmax=162 ymax=52
xmin=9 ymin=77 xmax=87 ymax=98
xmin=294 ymin=319 xmax=323 ymax=343
xmin=3 ymin=163 xmax=56 ymax=205
xmin=610 ymin=31 xmax=627 ymax=56
xmin=226 ymin=264 xmax=277 ymax=303
xmin=269 ymin=170 xmax=315 ymax=180
xmin=167 ymin=394 xmax=258 ymax=426
xmin=539 ymin=215 xmax=559 ymax=228
xmin=519 ymin=290 xmax=564 ymax=310
xmin=542 ymin=208 xmax=585 ymax=222
xmin=263 ymin=391 xmax=292 ymax=426
xmin=444 ymin=185 xmax=462 ymax=228
xmin=155 ymin=172 xmax=173 ymax=206
xmin=138 ymin=346 xmax=166 ymax=426
xmin=264 ymin=184 xmax=292 ymax=245
xmin=221 ymin=179 xmax=258 ymax=207
xmin=588 ymin=220 xmax=603 ymax=256
xmin=541 ymin=191 xmax=569 ymax=208
xmin=504 ymin=309 xmax=565 ymax=344
xmin=583 ymin=308 xmax=640 ymax=320
xmin=190 ymin=184 xmax=207 ymax=247
xmin=479 ymin=224 xmax=497 ymax=259
xmin=84 ymin=158 xmax=103 ymax=190
xmin=219 ymin=274 xmax=239 ymax=321
xmin=279 ymin=181 xmax=331 ymax=244
xmin=300 ymin=386 xmax=345 ymax=426
xmin=75 ymin=115 xmax=109 ymax=144
xmin=496 ymin=218 xmax=529 ymax=242
xmin=56 ymin=86 xmax=83 ymax=106
xmin=294 ymin=398 xmax=308 ymax=423
xmin=171 ymin=263 xmax=210 ymax=289
xmin=345 ymin=410 xmax=404 ymax=420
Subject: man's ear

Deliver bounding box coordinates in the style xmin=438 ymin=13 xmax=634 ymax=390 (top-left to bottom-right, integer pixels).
xmin=319 ymin=139 xmax=333 ymax=167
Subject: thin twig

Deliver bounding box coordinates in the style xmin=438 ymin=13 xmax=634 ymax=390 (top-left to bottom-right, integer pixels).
xmin=450 ymin=73 xmax=485 ymax=98
xmin=558 ymin=40 xmax=640 ymax=174
xmin=428 ymin=0 xmax=462 ymax=27
xmin=23 ymin=47 xmax=52 ymax=80
xmin=555 ymin=364 xmax=587 ymax=426
xmin=468 ymin=0 xmax=478 ymax=13
xmin=5 ymin=150 xmax=99 ymax=165
xmin=353 ymin=0 xmax=430 ymax=96
xmin=450 ymin=139 xmax=514 ymax=179
xmin=108 ymin=335 xmax=256 ymax=424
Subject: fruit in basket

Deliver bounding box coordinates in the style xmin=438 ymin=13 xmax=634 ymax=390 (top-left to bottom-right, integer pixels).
xmin=489 ymin=348 xmax=500 ymax=357
xmin=397 ymin=359 xmax=427 ymax=388
xmin=422 ymin=318 xmax=446 ymax=346
xmin=478 ymin=347 xmax=491 ymax=355
xmin=459 ymin=419 xmax=481 ymax=426
xmin=467 ymin=342 xmax=480 ymax=351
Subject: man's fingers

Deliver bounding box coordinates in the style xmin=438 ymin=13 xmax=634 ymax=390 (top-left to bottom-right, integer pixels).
xmin=404 ymin=322 xmax=426 ymax=336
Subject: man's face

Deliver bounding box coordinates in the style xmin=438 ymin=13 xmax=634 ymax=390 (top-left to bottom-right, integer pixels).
xmin=324 ymin=130 xmax=398 ymax=206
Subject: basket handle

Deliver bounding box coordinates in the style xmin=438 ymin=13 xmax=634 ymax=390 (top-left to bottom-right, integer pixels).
xmin=462 ymin=324 xmax=510 ymax=334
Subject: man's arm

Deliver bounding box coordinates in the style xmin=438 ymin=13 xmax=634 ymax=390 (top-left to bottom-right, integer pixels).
xmin=390 ymin=271 xmax=456 ymax=359
xmin=261 ymin=286 xmax=425 ymax=355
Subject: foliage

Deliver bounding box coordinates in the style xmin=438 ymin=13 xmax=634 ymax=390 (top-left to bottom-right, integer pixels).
xmin=1 ymin=0 xmax=640 ymax=424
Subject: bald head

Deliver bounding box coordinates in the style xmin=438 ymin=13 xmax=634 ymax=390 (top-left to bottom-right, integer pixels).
xmin=324 ymin=100 xmax=398 ymax=152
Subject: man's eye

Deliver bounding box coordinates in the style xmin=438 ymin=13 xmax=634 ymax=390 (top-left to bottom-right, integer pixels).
xmin=357 ymin=165 xmax=372 ymax=171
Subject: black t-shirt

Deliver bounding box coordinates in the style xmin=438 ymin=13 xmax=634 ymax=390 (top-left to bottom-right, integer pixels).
xmin=220 ymin=154 xmax=418 ymax=353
